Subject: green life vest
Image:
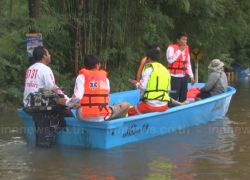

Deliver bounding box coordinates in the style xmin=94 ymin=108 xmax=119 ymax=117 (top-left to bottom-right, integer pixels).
xmin=142 ymin=62 xmax=171 ymax=102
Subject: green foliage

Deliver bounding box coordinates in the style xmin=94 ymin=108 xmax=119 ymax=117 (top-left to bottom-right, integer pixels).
xmin=1 ymin=0 xmax=250 ymax=108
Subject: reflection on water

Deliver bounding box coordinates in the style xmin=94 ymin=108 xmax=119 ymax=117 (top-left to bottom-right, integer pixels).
xmin=146 ymin=157 xmax=172 ymax=180
xmin=0 ymin=80 xmax=249 ymax=179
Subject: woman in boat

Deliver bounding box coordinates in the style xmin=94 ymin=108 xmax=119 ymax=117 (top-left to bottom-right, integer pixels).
xmin=57 ymin=54 xmax=130 ymax=121
xmin=196 ymin=59 xmax=228 ymax=99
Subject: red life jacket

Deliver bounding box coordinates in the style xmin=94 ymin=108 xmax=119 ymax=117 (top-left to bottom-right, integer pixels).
xmin=79 ymin=68 xmax=111 ymax=118
xmin=168 ymin=44 xmax=189 ymax=75
xmin=187 ymin=87 xmax=201 ymax=98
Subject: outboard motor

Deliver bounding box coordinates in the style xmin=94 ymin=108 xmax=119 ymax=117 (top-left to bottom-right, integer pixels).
xmin=24 ymin=88 xmax=66 ymax=147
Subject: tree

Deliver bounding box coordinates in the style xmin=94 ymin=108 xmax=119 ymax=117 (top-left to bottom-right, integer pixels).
xmin=1 ymin=0 xmax=250 ymax=109
xmin=28 ymin=0 xmax=39 ymax=19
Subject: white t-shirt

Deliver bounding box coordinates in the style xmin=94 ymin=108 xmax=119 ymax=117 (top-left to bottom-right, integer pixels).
xmin=23 ymin=62 xmax=65 ymax=106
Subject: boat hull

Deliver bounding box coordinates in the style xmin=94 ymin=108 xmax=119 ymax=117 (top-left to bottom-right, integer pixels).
xmin=17 ymin=83 xmax=236 ymax=149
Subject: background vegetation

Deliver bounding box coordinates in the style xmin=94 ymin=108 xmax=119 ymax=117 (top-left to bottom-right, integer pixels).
xmin=0 ymin=0 xmax=250 ymax=110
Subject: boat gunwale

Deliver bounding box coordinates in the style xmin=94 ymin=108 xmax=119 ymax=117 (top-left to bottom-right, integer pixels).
xmin=65 ymin=85 xmax=236 ymax=129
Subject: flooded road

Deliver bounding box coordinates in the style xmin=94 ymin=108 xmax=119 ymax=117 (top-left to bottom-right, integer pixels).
xmin=0 ymin=80 xmax=249 ymax=179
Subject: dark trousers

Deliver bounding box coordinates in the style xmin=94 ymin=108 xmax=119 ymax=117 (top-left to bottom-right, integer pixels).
xmin=197 ymin=91 xmax=211 ymax=99
xmin=170 ymin=76 xmax=188 ymax=102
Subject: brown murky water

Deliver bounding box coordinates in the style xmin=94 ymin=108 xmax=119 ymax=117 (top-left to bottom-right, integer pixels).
xmin=0 ymin=80 xmax=249 ymax=180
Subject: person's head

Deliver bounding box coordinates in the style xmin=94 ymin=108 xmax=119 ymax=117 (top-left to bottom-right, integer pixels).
xmin=146 ymin=48 xmax=160 ymax=61
xmin=176 ymin=32 xmax=188 ymax=46
xmin=208 ymin=59 xmax=225 ymax=72
xmin=147 ymin=43 xmax=161 ymax=52
xmin=84 ymin=54 xmax=101 ymax=70
xmin=33 ymin=46 xmax=51 ymax=64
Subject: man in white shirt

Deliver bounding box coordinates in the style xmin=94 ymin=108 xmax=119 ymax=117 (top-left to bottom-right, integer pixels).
xmin=23 ymin=46 xmax=67 ymax=106
xmin=166 ymin=32 xmax=195 ymax=102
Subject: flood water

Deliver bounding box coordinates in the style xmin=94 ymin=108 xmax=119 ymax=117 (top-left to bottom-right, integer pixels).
xmin=0 ymin=80 xmax=250 ymax=180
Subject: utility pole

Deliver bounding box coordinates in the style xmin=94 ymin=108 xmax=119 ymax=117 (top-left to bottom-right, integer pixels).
xmin=191 ymin=48 xmax=202 ymax=83
xmin=28 ymin=0 xmax=40 ymax=19
xmin=74 ymin=0 xmax=84 ymax=74
xmin=0 ymin=0 xmax=2 ymax=17
xmin=9 ymin=0 xmax=13 ymax=17
xmin=27 ymin=0 xmax=42 ymax=62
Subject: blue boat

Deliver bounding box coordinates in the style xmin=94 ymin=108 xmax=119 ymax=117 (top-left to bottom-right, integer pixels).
xmin=17 ymin=83 xmax=236 ymax=149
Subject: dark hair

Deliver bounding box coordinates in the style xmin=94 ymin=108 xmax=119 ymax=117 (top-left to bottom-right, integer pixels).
xmin=33 ymin=46 xmax=47 ymax=62
xmin=176 ymin=32 xmax=188 ymax=39
xmin=147 ymin=43 xmax=160 ymax=50
xmin=84 ymin=54 xmax=101 ymax=70
xmin=146 ymin=48 xmax=160 ymax=61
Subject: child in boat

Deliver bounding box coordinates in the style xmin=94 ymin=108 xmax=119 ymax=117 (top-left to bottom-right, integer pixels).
xmin=57 ymin=54 xmax=130 ymax=121
xmin=196 ymin=59 xmax=228 ymax=99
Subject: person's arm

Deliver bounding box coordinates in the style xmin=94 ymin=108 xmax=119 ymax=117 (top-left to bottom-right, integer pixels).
xmin=201 ymin=73 xmax=218 ymax=92
xmin=43 ymin=68 xmax=69 ymax=99
xmin=186 ymin=53 xmax=195 ymax=84
xmin=186 ymin=53 xmax=194 ymax=78
xmin=43 ymin=68 xmax=56 ymax=89
xmin=136 ymin=56 xmax=147 ymax=81
xmin=135 ymin=67 xmax=152 ymax=90
xmin=106 ymin=78 xmax=110 ymax=93
xmin=166 ymin=46 xmax=182 ymax=64
xmin=65 ymin=74 xmax=85 ymax=107
xmin=56 ymin=74 xmax=85 ymax=107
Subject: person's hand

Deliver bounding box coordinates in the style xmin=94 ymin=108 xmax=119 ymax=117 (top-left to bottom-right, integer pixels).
xmin=128 ymin=79 xmax=138 ymax=86
xmin=179 ymin=45 xmax=185 ymax=51
xmin=72 ymin=102 xmax=80 ymax=109
xmin=190 ymin=77 xmax=195 ymax=85
xmin=66 ymin=98 xmax=80 ymax=108
xmin=56 ymin=98 xmax=67 ymax=105
xmin=181 ymin=100 xmax=190 ymax=105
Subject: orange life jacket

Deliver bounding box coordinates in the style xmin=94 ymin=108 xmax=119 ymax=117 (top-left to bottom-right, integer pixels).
xmin=168 ymin=44 xmax=189 ymax=75
xmin=79 ymin=68 xmax=111 ymax=118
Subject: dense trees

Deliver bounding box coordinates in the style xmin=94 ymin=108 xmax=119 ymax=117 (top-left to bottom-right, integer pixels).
xmin=0 ymin=0 xmax=250 ymax=109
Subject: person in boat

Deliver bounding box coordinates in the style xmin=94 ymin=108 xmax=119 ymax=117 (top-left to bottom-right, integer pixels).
xmin=23 ymin=46 xmax=68 ymax=107
xmin=196 ymin=59 xmax=228 ymax=99
xmin=57 ymin=54 xmax=130 ymax=122
xmin=166 ymin=32 xmax=195 ymax=103
xmin=136 ymin=44 xmax=161 ymax=82
xmin=128 ymin=48 xmax=185 ymax=116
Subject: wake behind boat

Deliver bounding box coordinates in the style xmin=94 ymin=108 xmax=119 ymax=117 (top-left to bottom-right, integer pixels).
xmin=17 ymin=83 xmax=236 ymax=149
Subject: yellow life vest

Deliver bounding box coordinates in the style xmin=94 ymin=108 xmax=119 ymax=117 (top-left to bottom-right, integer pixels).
xmin=142 ymin=62 xmax=171 ymax=102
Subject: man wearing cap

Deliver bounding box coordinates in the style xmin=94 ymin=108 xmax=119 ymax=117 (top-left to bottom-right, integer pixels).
xmin=196 ymin=59 xmax=228 ymax=99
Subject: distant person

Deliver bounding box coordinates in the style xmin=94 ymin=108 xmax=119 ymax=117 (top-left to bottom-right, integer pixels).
xmin=57 ymin=54 xmax=130 ymax=122
xmin=128 ymin=48 xmax=172 ymax=116
xmin=136 ymin=44 xmax=161 ymax=81
xmin=166 ymin=32 xmax=195 ymax=102
xmin=23 ymin=46 xmax=68 ymax=106
xmin=196 ymin=59 xmax=228 ymax=99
